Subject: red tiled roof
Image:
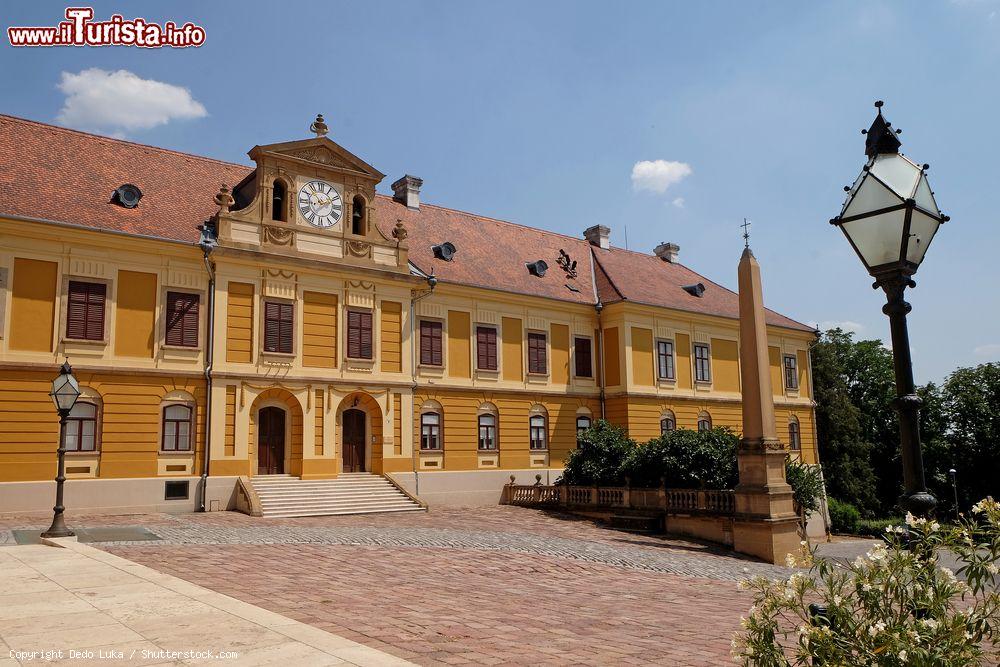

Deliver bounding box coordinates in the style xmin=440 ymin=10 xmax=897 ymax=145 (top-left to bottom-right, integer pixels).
xmin=0 ymin=114 xmax=251 ymax=243
xmin=0 ymin=114 xmax=813 ymax=331
xmin=590 ymin=246 xmax=813 ymax=331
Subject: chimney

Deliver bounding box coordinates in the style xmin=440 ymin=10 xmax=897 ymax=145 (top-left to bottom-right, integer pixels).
xmin=583 ymin=224 xmax=611 ymax=249
xmin=654 ymin=242 xmax=680 ymax=263
xmin=391 ymin=175 xmax=423 ymax=210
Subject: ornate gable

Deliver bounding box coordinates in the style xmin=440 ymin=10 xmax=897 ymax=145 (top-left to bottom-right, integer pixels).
xmin=215 ymin=115 xmax=408 ymax=273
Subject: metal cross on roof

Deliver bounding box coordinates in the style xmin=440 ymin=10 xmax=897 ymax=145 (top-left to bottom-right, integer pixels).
xmin=741 ymin=219 xmax=751 ymax=248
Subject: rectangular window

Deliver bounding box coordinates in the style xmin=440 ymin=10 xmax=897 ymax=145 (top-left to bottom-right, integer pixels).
xmin=347 ymin=310 xmax=373 ymax=359
xmin=165 ymin=292 xmax=200 ymax=347
xmin=66 ymin=280 xmax=106 ymax=341
xmin=529 ymin=415 xmax=547 ymax=450
xmin=478 ymin=414 xmax=497 ymax=450
xmin=657 ymin=340 xmax=675 ymax=380
xmin=161 ymin=404 xmax=193 ymax=452
xmin=476 ymin=326 xmax=498 ymax=371
xmin=527 ymin=332 xmax=547 ymax=375
xmin=263 ymin=301 xmax=294 ymax=354
xmin=420 ymin=412 xmax=441 ymax=450
xmin=694 ymin=343 xmax=711 ymax=382
xmin=574 ymin=337 xmax=593 ymax=378
xmin=420 ymin=320 xmax=443 ymax=366
xmin=784 ymin=354 xmax=799 ymax=390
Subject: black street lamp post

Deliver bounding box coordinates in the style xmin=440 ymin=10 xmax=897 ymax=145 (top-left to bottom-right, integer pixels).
xmin=41 ymin=361 xmax=81 ymax=539
xmin=949 ymin=468 xmax=960 ymax=520
xmin=830 ymin=101 xmax=949 ymax=518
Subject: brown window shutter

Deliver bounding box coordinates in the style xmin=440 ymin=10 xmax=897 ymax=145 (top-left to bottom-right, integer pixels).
xmin=420 ymin=321 xmax=442 ymax=366
xmin=67 ymin=281 xmax=105 ymax=341
xmin=528 ymin=332 xmax=546 ymax=374
xmin=360 ymin=311 xmax=373 ymax=359
xmin=166 ymin=292 xmax=199 ymax=347
xmin=575 ymin=337 xmax=592 ymax=377
xmin=347 ymin=311 xmax=360 ymax=358
xmin=477 ymin=327 xmax=497 ymax=371
xmin=278 ymin=302 xmax=293 ymax=354
xmin=263 ymin=301 xmax=280 ymax=352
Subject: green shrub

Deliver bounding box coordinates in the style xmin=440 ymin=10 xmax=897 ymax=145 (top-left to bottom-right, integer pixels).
xmin=621 ymin=426 xmax=739 ymax=489
xmin=785 ymin=458 xmax=824 ymax=518
xmin=558 ymin=420 xmax=635 ymax=486
xmin=828 ymin=497 xmax=861 ymax=534
xmin=857 ymin=517 xmax=906 ymax=537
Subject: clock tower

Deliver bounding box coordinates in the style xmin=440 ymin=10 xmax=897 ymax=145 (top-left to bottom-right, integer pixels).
xmin=214 ymin=114 xmax=409 ymax=273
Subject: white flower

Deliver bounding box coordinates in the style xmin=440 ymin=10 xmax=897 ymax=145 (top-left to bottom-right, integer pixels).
xmin=854 ymin=556 xmax=867 ymax=568
xmin=785 ymin=553 xmax=798 ymax=568
xmin=921 ymin=618 xmax=940 ymax=630
xmin=906 ymin=512 xmax=927 ymax=527
xmin=862 ymin=583 xmax=873 ymax=592
xmin=898 ymin=650 xmax=907 ymax=661
xmin=738 ymin=580 xmax=750 ymax=591
xmin=987 ymin=563 xmax=999 ymax=575
xmin=930 ymin=521 xmax=941 ymax=532
xmin=940 ymin=567 xmax=957 ymax=583
xmin=833 ymin=595 xmax=843 ymax=605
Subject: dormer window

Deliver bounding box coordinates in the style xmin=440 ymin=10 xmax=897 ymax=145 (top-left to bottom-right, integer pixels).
xmin=271 ymin=180 xmax=286 ymax=221
xmin=352 ymin=195 xmax=366 ymax=235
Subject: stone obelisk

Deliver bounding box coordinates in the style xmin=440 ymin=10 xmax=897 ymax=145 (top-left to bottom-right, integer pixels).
xmin=732 ymin=246 xmax=800 ymax=564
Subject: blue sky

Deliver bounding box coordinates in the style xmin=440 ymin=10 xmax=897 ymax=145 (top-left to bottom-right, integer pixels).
xmin=3 ymin=1 xmax=998 ymax=383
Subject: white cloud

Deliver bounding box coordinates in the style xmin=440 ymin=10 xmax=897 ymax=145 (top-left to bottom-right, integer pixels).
xmin=56 ymin=68 xmax=206 ymax=135
xmin=815 ymin=320 xmax=866 ymax=334
xmin=631 ymin=160 xmax=692 ymax=194
xmin=974 ymin=343 xmax=1000 ymax=357
xmin=672 ymin=197 xmax=685 ymax=208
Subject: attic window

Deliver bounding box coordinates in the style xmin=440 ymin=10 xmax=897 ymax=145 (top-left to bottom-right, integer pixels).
xmin=682 ymin=283 xmax=706 ymax=298
xmin=112 ymin=184 xmax=142 ymax=209
xmin=433 ymin=242 xmax=457 ymax=261
xmin=526 ymin=260 xmax=548 ymax=277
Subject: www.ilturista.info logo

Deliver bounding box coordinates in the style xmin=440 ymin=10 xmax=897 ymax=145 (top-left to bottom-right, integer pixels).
xmin=8 ymin=7 xmax=205 ymax=48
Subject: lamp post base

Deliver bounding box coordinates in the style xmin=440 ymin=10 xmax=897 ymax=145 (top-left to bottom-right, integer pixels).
xmin=900 ymin=490 xmax=937 ymax=518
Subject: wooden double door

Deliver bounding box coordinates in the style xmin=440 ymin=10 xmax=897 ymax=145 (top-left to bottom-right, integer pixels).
xmin=257 ymin=406 xmax=286 ymax=475
xmin=342 ymin=408 xmax=366 ymax=473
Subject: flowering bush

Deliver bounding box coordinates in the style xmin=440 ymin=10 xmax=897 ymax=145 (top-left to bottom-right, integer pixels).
xmin=732 ymin=498 xmax=1000 ymax=666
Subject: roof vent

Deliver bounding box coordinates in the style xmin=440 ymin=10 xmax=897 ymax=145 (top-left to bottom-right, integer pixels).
xmin=526 ymin=260 xmax=549 ymax=277
xmin=112 ymin=183 xmax=142 ymax=209
xmin=682 ymin=283 xmax=706 ymax=298
xmin=654 ymin=242 xmax=680 ymax=263
xmin=433 ymin=241 xmax=457 ymax=261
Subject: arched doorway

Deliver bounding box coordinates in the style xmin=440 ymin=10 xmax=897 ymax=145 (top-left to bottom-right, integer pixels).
xmin=257 ymin=406 xmax=286 ymax=475
xmin=343 ymin=408 xmax=366 ymax=472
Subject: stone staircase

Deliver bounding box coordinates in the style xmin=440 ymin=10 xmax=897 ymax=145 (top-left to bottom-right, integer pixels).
xmin=250 ymin=473 xmax=425 ymax=518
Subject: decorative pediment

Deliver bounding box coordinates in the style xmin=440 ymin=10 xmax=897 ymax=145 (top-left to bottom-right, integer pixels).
xmin=249 ymin=136 xmax=385 ymax=182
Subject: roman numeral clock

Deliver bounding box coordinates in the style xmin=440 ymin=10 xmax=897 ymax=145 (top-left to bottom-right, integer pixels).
xmin=297 ymin=180 xmax=343 ymax=228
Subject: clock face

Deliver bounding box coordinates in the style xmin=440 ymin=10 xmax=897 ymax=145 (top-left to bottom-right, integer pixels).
xmin=297 ymin=180 xmax=343 ymax=228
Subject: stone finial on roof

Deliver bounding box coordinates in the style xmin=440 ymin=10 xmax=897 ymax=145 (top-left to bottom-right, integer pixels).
xmin=310 ymin=114 xmax=329 ymax=138
xmin=214 ymin=183 xmax=234 ymax=213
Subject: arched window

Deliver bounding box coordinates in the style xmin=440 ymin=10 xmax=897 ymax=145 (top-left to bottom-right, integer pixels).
xmin=66 ymin=402 xmax=98 ymax=452
xmin=162 ymin=404 xmax=193 ymax=452
xmin=660 ymin=410 xmax=676 ymax=434
xmin=272 ymin=180 xmax=286 ymax=222
xmin=351 ymin=195 xmax=366 ymax=235
xmin=697 ymin=411 xmax=712 ymax=432
xmin=575 ymin=415 xmax=592 ymax=448
xmin=529 ymin=414 xmax=548 ymax=451
xmin=788 ymin=417 xmax=801 ymax=451
xmin=420 ymin=412 xmax=441 ymax=450
xmin=478 ymin=414 xmax=497 ymax=451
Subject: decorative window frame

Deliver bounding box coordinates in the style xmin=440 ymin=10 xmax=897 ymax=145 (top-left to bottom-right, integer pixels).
xmin=474 ymin=324 xmax=500 ymax=374
xmin=344 ymin=307 xmax=375 ymax=362
xmin=692 ymin=341 xmax=712 ymax=385
xmin=477 ymin=402 xmax=499 ymax=452
xmin=158 ymin=391 xmax=197 ymax=455
xmin=696 ymin=410 xmax=713 ymax=432
xmin=526 ymin=330 xmax=549 ymax=378
xmin=260 ymin=296 xmax=297 ymax=358
xmin=419 ymin=400 xmax=443 ymax=452
xmin=660 ymin=409 xmax=677 ymax=434
xmin=783 ymin=353 xmax=800 ymax=392
xmin=270 ymin=176 xmax=292 ymax=223
xmin=161 ymin=286 xmax=205 ymax=352
xmin=65 ymin=386 xmax=104 ymax=455
xmin=528 ymin=404 xmax=549 ymax=451
xmin=59 ymin=275 xmax=113 ymax=346
xmin=656 ymin=338 xmax=677 ymax=384
xmin=418 ymin=317 xmax=446 ymax=368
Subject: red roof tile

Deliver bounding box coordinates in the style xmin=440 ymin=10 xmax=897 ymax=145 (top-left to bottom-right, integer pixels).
xmin=0 ymin=114 xmax=812 ymax=331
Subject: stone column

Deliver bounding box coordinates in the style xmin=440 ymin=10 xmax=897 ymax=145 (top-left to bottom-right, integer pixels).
xmin=732 ymin=247 xmax=801 ymax=564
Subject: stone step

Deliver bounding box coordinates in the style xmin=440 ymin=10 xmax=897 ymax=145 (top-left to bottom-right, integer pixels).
xmin=262 ymin=506 xmax=425 ymax=518
xmin=260 ymin=497 xmax=417 ymax=510
xmin=249 ymin=473 xmax=423 ymax=518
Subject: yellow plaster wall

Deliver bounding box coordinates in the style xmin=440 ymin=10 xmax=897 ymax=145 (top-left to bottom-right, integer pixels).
xmin=114 ymin=270 xmax=157 ymax=358
xmin=776 ymin=405 xmax=818 ymax=464
xmin=675 ymin=333 xmax=692 ymax=389
xmin=769 ymin=346 xmax=783 ymax=396
xmin=302 ymin=291 xmax=337 ymax=369
xmin=797 ymin=350 xmax=811 ymax=396
xmin=712 ymin=338 xmax=740 ymax=393
xmin=9 ymin=258 xmax=57 ymax=352
xmin=632 ymin=327 xmax=655 ymax=386
xmin=393 ymin=392 xmax=402 ymax=456
xmin=224 ymin=385 xmax=236 ymax=457
xmin=501 ymin=316 xmax=522 ymax=381
xmin=380 ymin=300 xmax=402 ymax=373
xmin=0 ymin=369 xmax=205 ymax=482
xmin=314 ymin=389 xmax=324 ymax=456
xmin=551 ymin=323 xmax=570 ymax=385
xmin=625 ymin=398 xmax=743 ymax=443
xmin=413 ymin=389 xmax=599 ymax=471
xmin=604 ymin=326 xmax=621 ymax=387
xmin=226 ymin=282 xmax=254 ymax=363
xmin=447 ymin=310 xmax=471 ymax=378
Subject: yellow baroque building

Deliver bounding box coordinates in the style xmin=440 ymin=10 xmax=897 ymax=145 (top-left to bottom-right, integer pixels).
xmin=0 ymin=114 xmax=818 ymax=514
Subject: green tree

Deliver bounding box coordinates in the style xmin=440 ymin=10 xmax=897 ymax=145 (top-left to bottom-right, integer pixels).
xmin=558 ymin=419 xmax=635 ymax=486
xmin=622 ymin=426 xmax=739 ymax=489
xmin=810 ymin=328 xmax=880 ymax=514
xmin=938 ymin=363 xmax=1000 ymax=511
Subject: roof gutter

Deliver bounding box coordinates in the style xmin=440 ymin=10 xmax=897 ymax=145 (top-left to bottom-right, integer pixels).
xmin=0 ymin=212 xmax=200 ymax=247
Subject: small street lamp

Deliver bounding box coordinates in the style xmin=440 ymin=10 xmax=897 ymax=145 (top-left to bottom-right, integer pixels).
xmin=41 ymin=361 xmax=81 ymax=539
xmin=830 ymin=101 xmax=949 ymax=518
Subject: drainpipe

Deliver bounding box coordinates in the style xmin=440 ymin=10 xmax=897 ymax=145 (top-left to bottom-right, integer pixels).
xmin=408 ymin=274 xmax=437 ymax=497
xmin=596 ymin=301 xmax=606 ymax=420
xmin=197 ymin=224 xmax=218 ymax=512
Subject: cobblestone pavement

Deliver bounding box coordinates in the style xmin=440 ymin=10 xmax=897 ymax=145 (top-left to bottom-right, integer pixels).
xmin=2 ymin=508 xmax=790 ymax=665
